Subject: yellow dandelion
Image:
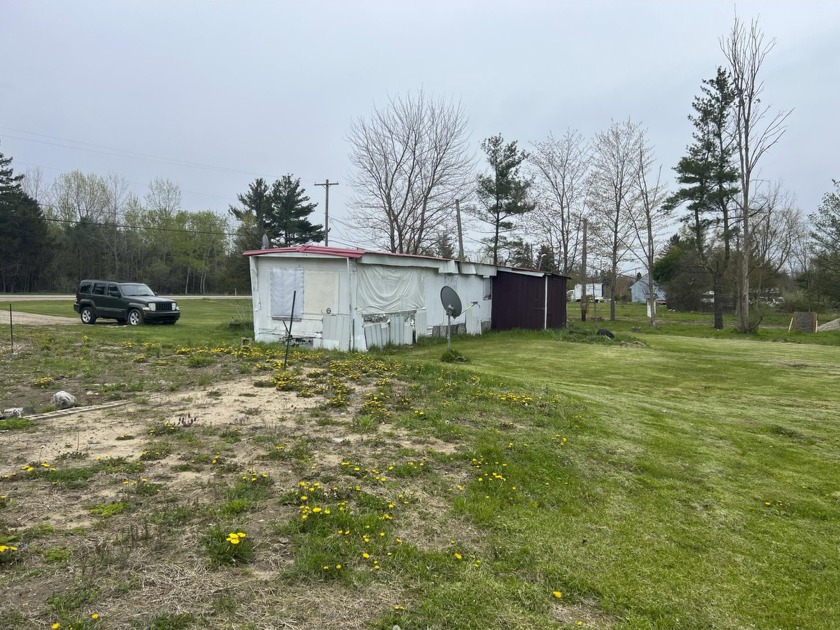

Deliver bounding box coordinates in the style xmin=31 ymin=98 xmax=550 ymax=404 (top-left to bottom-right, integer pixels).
xmin=454 ymin=552 xmax=463 ymax=560
xmin=91 ymin=613 xmax=100 ymax=620
xmin=362 ymin=552 xmax=370 ymax=559
xmin=552 ymin=591 xmax=563 ymax=599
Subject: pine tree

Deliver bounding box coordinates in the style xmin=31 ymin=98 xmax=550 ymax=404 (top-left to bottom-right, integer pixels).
xmin=475 ymin=134 xmax=534 ymax=265
xmin=267 ymin=175 xmax=324 ymax=247
xmin=0 ymin=148 xmax=24 ymax=199
xmin=228 ymin=178 xmax=273 ymax=249
xmin=0 ymin=146 xmax=52 ymax=291
xmin=665 ymin=68 xmax=740 ymax=329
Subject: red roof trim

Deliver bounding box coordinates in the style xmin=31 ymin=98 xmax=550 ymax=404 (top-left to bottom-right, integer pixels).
xmin=242 ymin=245 xmax=365 ymax=259
xmin=242 ymin=244 xmax=452 ymax=262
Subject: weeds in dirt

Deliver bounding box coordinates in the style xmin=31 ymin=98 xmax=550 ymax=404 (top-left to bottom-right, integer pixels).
xmin=1 ymin=318 xmax=839 ymax=629
xmin=202 ymin=526 xmax=254 ymax=567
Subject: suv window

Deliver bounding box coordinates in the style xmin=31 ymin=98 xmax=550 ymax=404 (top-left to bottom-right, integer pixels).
xmin=108 ymin=284 xmax=120 ymax=297
xmin=79 ymin=281 xmax=92 ymax=294
xmin=92 ymin=283 xmax=106 ymax=295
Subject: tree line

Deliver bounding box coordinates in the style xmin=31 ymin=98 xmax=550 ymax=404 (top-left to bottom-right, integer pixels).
xmin=0 ymin=163 xmax=243 ymax=295
xmin=0 ymin=157 xmax=325 ymax=295
xmin=3 ymin=15 xmax=838 ymax=331
xmin=344 ymin=17 xmax=836 ymax=331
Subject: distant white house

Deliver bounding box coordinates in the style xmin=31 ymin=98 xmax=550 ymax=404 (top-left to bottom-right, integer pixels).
xmin=629 ymin=275 xmax=666 ymax=304
xmin=243 ymin=245 xmax=497 ymax=351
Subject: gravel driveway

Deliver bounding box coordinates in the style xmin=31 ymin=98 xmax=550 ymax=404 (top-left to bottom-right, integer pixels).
xmin=0 ymin=311 xmax=79 ymax=326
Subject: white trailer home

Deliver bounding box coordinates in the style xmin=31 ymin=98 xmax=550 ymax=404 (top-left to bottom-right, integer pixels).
xmin=244 ymin=245 xmax=496 ymax=351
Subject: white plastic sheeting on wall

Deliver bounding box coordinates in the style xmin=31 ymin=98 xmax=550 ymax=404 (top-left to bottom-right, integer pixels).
xmin=270 ymin=268 xmax=304 ymax=320
xmin=357 ymin=265 xmax=425 ymax=314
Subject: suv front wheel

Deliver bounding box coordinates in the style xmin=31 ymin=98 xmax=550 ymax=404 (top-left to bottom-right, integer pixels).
xmin=80 ymin=306 xmax=97 ymax=325
xmin=127 ymin=309 xmax=143 ymax=326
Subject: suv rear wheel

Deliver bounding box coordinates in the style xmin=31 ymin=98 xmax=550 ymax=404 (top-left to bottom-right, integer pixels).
xmin=127 ymin=309 xmax=143 ymax=326
xmin=80 ymin=307 xmax=97 ymax=324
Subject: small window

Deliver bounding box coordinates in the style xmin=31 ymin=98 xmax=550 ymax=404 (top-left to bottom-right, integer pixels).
xmin=79 ymin=281 xmax=92 ymax=294
xmin=92 ymin=283 xmax=106 ymax=295
xmin=108 ymin=284 xmax=120 ymax=297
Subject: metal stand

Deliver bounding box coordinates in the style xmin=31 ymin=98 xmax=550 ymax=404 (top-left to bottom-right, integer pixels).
xmin=282 ymin=291 xmax=296 ymax=371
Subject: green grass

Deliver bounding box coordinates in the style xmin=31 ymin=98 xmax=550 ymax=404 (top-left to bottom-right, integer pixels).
xmin=399 ymin=330 xmax=840 ymax=628
xmin=1 ymin=301 xmax=839 ymax=628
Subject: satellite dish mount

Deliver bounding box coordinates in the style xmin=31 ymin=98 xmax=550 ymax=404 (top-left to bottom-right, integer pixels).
xmin=440 ymin=286 xmax=463 ymax=350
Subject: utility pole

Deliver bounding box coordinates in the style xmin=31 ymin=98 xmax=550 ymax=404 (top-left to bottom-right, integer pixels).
xmin=315 ymin=179 xmax=339 ymax=246
xmin=581 ymin=218 xmax=588 ymax=323
xmin=455 ymin=198 xmax=465 ymax=261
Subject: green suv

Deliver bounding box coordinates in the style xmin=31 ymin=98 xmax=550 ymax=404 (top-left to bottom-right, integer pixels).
xmin=74 ymin=280 xmax=181 ymax=325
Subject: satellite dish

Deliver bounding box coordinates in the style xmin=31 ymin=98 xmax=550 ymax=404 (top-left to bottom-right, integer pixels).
xmin=440 ymin=286 xmax=462 ymax=351
xmin=440 ymin=286 xmax=462 ymax=318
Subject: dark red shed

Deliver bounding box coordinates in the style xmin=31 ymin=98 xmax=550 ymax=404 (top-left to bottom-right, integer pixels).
xmin=491 ymin=269 xmax=568 ymax=331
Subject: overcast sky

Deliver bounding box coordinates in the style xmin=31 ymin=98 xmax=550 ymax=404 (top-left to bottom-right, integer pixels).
xmin=2 ymin=0 xmax=838 ymax=254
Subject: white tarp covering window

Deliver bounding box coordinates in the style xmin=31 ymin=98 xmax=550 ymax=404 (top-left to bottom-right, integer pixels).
xmin=357 ymin=265 xmax=424 ymax=314
xmin=270 ymin=268 xmax=304 ymax=320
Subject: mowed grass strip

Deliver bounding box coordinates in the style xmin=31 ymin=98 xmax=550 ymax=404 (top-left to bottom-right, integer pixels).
xmin=402 ymin=330 xmax=840 ymax=628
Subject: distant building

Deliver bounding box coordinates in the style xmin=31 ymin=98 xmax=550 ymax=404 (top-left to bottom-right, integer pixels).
xmin=629 ymin=275 xmax=666 ymax=304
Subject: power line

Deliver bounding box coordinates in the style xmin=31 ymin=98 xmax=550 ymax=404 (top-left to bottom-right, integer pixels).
xmin=0 ymin=127 xmax=323 ymax=182
xmin=15 ymin=159 xmax=239 ymax=205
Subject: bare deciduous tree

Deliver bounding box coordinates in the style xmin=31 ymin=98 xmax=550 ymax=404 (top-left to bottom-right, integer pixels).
xmin=347 ymin=91 xmax=473 ymax=254
xmin=102 ymin=173 xmax=132 ymax=276
xmin=22 ymin=167 xmax=46 ymax=204
xmin=527 ymin=129 xmax=589 ymax=275
xmin=751 ymin=183 xmax=802 ymax=290
xmin=51 ymin=170 xmax=110 ymax=222
xmin=628 ymin=135 xmax=668 ymax=326
xmin=588 ymin=118 xmax=644 ymax=321
xmin=142 ymin=178 xmax=183 ymax=271
xmin=145 ymin=177 xmax=182 ymax=216
xmin=721 ymin=16 xmax=792 ymax=331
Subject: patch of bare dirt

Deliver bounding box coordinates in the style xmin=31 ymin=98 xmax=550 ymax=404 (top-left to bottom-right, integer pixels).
xmin=0 ymin=311 xmax=79 ymax=326
xmin=0 ymin=374 xmax=472 ymax=628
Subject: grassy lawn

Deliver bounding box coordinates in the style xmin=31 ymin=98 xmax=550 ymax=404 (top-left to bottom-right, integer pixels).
xmin=406 ymin=329 xmax=840 ymax=628
xmin=0 ymin=303 xmax=838 ymax=629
